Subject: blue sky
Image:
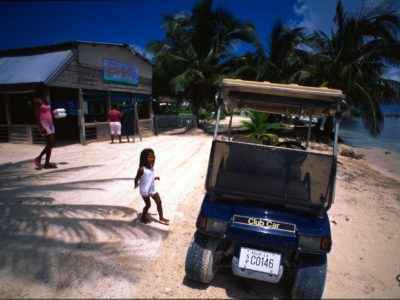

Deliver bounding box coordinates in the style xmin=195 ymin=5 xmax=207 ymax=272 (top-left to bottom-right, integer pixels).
xmin=0 ymin=0 xmax=398 ymax=79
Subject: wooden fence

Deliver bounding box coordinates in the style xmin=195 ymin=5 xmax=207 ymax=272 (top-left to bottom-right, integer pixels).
xmin=0 ymin=125 xmax=46 ymax=144
xmin=154 ymin=115 xmax=197 ymax=133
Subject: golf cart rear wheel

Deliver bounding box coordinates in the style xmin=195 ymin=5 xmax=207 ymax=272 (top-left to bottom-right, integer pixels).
xmin=291 ymin=253 xmax=327 ymax=299
xmin=185 ymin=232 xmax=220 ymax=284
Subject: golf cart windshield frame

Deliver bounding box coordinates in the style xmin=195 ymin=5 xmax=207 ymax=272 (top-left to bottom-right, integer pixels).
xmin=214 ymin=79 xmax=345 ymax=155
xmin=207 ymin=79 xmax=346 ymax=214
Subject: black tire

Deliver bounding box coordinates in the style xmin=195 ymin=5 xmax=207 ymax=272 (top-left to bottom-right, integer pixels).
xmin=291 ymin=254 xmax=327 ymax=299
xmin=185 ymin=232 xmax=220 ymax=284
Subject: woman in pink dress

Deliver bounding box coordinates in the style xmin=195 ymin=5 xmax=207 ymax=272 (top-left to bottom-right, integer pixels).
xmin=33 ymin=85 xmax=57 ymax=169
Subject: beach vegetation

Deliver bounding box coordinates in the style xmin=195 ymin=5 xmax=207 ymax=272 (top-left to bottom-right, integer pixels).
xmin=228 ymin=20 xmax=312 ymax=84
xmin=146 ymin=0 xmax=261 ymax=122
xmin=148 ymin=0 xmax=400 ymax=137
xmin=240 ymin=110 xmax=281 ymax=145
xmin=305 ymin=0 xmax=400 ymax=136
xmin=198 ymin=103 xmax=226 ymax=123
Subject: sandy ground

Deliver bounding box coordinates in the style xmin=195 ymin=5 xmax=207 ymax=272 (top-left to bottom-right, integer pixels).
xmin=0 ymin=127 xmax=399 ymax=299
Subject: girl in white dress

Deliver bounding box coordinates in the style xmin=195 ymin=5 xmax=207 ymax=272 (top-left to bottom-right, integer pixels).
xmin=134 ymin=148 xmax=169 ymax=225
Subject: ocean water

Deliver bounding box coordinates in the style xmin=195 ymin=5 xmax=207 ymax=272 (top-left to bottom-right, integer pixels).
xmin=339 ymin=116 xmax=400 ymax=156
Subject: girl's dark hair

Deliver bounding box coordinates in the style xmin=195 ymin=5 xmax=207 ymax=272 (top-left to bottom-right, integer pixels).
xmin=139 ymin=148 xmax=154 ymax=167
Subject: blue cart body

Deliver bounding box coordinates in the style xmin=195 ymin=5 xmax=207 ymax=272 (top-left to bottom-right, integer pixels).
xmin=185 ymin=79 xmax=345 ymax=298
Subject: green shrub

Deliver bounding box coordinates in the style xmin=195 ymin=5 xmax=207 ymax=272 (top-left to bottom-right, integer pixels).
xmin=251 ymin=133 xmax=279 ymax=145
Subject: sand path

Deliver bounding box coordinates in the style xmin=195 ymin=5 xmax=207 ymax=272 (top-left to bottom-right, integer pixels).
xmin=0 ymin=129 xmax=399 ymax=298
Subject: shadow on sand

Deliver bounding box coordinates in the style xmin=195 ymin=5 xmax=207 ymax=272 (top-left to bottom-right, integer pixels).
xmin=0 ymin=159 xmax=169 ymax=294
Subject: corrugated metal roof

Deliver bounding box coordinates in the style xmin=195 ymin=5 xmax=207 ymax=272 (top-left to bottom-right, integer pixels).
xmin=0 ymin=40 xmax=153 ymax=65
xmin=0 ymin=50 xmax=73 ymax=86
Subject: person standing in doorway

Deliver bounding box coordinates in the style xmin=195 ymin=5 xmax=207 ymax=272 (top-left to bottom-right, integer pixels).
xmin=108 ymin=104 xmax=123 ymax=143
xmin=33 ymin=85 xmax=57 ymax=169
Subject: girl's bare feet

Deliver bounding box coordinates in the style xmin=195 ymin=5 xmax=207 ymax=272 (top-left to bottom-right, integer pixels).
xmin=141 ymin=217 xmax=151 ymax=224
xmin=160 ymin=218 xmax=169 ymax=225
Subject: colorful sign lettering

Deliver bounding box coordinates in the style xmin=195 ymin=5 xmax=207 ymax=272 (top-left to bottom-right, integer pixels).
xmin=103 ymin=58 xmax=139 ymax=85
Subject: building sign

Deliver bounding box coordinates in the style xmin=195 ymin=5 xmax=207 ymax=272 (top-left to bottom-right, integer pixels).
xmin=103 ymin=58 xmax=139 ymax=85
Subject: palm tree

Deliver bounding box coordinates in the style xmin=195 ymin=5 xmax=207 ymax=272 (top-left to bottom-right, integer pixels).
xmin=146 ymin=0 xmax=261 ymax=117
xmin=308 ymin=0 xmax=400 ymax=136
xmin=230 ymin=21 xmax=313 ymax=84
xmin=241 ymin=110 xmax=281 ymax=144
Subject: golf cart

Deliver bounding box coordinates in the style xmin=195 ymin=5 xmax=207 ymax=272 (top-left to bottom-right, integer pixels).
xmin=184 ymin=79 xmax=345 ymax=298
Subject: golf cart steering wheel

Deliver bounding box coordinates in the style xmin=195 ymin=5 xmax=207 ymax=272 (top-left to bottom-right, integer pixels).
xmin=276 ymin=141 xmax=306 ymax=150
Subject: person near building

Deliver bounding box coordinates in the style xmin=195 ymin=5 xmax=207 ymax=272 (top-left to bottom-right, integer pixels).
xmin=33 ymin=85 xmax=57 ymax=169
xmin=108 ymin=104 xmax=123 ymax=143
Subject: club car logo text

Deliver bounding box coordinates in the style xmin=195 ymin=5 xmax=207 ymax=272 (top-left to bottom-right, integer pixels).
xmin=233 ymin=215 xmax=295 ymax=232
xmin=249 ymin=218 xmax=280 ymax=229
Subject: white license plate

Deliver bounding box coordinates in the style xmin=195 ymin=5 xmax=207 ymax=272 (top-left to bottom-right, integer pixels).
xmin=238 ymin=247 xmax=281 ymax=275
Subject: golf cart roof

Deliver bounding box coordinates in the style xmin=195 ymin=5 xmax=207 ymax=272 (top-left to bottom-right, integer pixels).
xmin=220 ymin=79 xmax=345 ymax=117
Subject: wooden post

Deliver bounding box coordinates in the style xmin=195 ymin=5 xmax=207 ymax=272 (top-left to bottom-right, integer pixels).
xmin=306 ymin=115 xmax=313 ymax=150
xmin=78 ymin=109 xmax=86 ymax=145
xmin=46 ymin=89 xmax=51 ymax=106
xmin=228 ymin=113 xmax=233 ymax=140
xmin=134 ymin=102 xmax=142 ymax=141
xmin=4 ymin=94 xmax=11 ymax=126
xmin=149 ymin=98 xmax=154 ymax=134
xmin=27 ymin=126 xmax=33 ymax=144
xmin=131 ymin=97 xmax=136 ymax=142
xmin=78 ymin=88 xmax=86 ymax=145
xmin=154 ymin=115 xmax=158 ymax=136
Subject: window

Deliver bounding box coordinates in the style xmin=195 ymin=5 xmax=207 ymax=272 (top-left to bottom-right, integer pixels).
xmin=83 ymin=95 xmax=107 ymax=122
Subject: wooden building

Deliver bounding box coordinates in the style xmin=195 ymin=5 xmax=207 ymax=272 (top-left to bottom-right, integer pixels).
xmin=0 ymin=41 xmax=154 ymax=144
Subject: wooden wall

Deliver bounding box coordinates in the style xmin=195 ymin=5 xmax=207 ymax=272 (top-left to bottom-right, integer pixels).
xmin=53 ymin=58 xmax=151 ymax=94
xmin=0 ymin=43 xmax=154 ymax=144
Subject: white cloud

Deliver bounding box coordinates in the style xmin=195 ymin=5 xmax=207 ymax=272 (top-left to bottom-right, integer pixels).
xmin=385 ymin=67 xmax=400 ymax=82
xmin=292 ymin=0 xmax=400 ymax=81
xmin=292 ymin=0 xmax=337 ymax=33
xmin=292 ymin=0 xmax=400 ymax=34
